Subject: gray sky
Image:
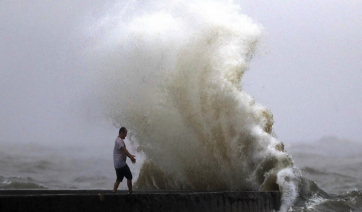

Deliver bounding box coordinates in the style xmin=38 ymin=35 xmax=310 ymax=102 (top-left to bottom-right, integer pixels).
xmin=0 ymin=0 xmax=361 ymax=147
xmin=239 ymin=0 xmax=362 ymax=143
xmin=0 ymin=1 xmax=116 ymax=147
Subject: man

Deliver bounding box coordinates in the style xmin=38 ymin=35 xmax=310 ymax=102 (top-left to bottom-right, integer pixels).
xmin=113 ymin=127 xmax=136 ymax=194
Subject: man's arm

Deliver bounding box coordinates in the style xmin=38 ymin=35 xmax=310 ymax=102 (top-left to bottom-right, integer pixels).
xmin=121 ymin=146 xmax=136 ymax=163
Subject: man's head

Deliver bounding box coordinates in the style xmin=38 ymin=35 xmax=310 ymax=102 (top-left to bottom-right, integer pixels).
xmin=119 ymin=127 xmax=127 ymax=139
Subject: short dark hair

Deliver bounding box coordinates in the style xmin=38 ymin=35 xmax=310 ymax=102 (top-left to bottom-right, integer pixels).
xmin=119 ymin=127 xmax=127 ymax=134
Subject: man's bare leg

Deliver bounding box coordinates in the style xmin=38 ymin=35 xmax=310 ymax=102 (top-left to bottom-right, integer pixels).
xmin=113 ymin=181 xmax=120 ymax=193
xmin=127 ymin=180 xmax=132 ymax=194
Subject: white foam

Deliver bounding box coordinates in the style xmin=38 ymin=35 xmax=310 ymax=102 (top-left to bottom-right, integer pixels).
xmin=88 ymin=1 xmax=300 ymax=210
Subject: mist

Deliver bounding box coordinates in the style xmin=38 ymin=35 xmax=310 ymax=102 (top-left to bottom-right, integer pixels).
xmin=0 ymin=1 xmax=117 ymax=147
xmin=239 ymin=0 xmax=362 ymax=143
xmin=1 ymin=2 xmax=362 ymax=211
xmin=1 ymin=0 xmax=362 ymax=147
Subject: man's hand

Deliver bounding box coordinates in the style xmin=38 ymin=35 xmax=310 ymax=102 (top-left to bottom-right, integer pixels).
xmin=121 ymin=146 xmax=136 ymax=163
xmin=130 ymin=155 xmax=136 ymax=163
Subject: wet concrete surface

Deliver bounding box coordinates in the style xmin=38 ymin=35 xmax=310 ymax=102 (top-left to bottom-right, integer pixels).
xmin=0 ymin=190 xmax=280 ymax=212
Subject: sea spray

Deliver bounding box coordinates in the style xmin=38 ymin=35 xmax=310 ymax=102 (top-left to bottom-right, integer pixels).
xmin=88 ymin=1 xmax=300 ymax=210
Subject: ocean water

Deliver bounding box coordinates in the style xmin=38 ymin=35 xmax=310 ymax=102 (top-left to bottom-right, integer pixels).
xmin=1 ymin=1 xmax=362 ymax=211
xmin=0 ymin=143 xmax=115 ymax=190
xmin=287 ymin=137 xmax=362 ymax=211
xmin=1 ymin=137 xmax=362 ymax=211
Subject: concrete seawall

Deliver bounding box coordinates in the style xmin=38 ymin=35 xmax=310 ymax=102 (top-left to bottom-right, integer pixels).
xmin=0 ymin=190 xmax=280 ymax=212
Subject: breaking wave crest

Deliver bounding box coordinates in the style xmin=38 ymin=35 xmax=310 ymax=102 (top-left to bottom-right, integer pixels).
xmin=0 ymin=176 xmax=46 ymax=189
xmin=88 ymin=1 xmax=306 ymax=210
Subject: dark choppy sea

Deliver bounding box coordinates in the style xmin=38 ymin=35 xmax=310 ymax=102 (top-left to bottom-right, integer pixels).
xmin=0 ymin=143 xmax=118 ymax=190
xmin=287 ymin=136 xmax=362 ymax=211
xmin=1 ymin=136 xmax=361 ymax=211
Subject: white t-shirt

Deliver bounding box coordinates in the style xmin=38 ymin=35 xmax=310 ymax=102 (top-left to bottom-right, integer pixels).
xmin=113 ymin=137 xmax=127 ymax=168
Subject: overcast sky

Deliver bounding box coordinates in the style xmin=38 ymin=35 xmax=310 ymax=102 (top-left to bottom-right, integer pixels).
xmin=0 ymin=0 xmax=361 ymax=147
xmin=239 ymin=0 xmax=362 ymax=143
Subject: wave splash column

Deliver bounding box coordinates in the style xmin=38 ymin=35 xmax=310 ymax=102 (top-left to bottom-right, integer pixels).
xmin=88 ymin=1 xmax=301 ymax=211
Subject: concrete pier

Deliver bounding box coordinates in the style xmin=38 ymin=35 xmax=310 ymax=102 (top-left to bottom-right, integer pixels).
xmin=0 ymin=190 xmax=280 ymax=212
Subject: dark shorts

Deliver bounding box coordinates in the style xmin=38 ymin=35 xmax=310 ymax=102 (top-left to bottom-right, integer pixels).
xmin=115 ymin=164 xmax=132 ymax=182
